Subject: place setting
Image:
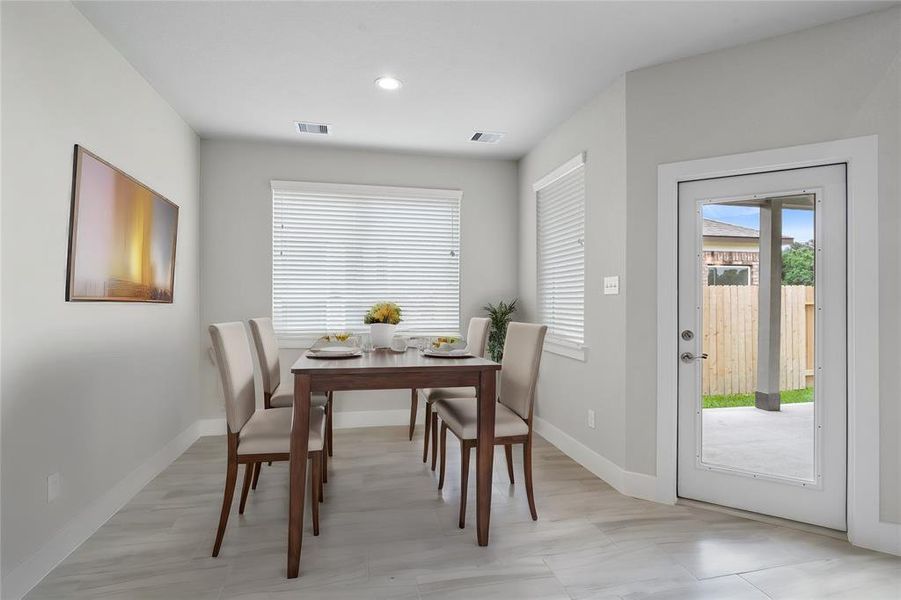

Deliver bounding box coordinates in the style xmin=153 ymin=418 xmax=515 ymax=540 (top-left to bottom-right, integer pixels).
xmin=420 ymin=336 xmax=473 ymax=358
xmin=305 ymin=334 xmax=363 ymax=359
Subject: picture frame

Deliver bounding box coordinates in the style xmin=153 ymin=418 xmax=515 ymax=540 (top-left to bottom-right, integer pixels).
xmin=66 ymin=145 xmax=179 ymax=302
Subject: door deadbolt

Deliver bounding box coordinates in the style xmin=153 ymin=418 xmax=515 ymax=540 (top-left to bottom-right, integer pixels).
xmin=681 ymin=329 xmax=694 ymax=341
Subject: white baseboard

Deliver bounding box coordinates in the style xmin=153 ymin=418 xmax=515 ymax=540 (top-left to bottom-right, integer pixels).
xmin=533 ymin=416 xmax=657 ymax=502
xmin=622 ymin=469 xmax=658 ymax=502
xmin=196 ymin=409 xmax=410 ymax=438
xmin=850 ymin=518 xmax=901 ymax=556
xmin=196 ymin=417 xmax=226 ymax=436
xmin=333 ymin=409 xmax=409 ymax=429
xmin=4 ymin=421 xmax=203 ymax=600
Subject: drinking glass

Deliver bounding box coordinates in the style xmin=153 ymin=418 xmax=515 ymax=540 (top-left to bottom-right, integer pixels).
xmin=360 ymin=333 xmax=373 ymax=353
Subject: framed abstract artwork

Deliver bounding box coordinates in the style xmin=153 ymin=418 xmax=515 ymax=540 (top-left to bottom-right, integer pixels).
xmin=66 ymin=145 xmax=179 ymax=302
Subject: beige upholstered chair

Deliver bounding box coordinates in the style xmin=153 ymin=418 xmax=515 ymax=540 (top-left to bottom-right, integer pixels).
xmin=249 ymin=317 xmax=333 ymax=484
xmin=209 ymin=322 xmax=327 ymax=557
xmin=410 ymin=317 xmax=491 ymax=470
xmin=435 ymin=322 xmax=547 ymax=528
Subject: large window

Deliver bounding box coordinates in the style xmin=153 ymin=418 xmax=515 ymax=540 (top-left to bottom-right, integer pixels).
xmin=271 ymin=181 xmax=461 ymax=344
xmin=535 ymin=153 xmax=586 ymax=359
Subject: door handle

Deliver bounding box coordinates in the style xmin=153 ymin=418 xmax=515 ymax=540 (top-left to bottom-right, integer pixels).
xmin=680 ymin=352 xmax=708 ymax=363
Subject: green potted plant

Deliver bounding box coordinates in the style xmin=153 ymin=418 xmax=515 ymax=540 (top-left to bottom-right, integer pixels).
xmin=364 ymin=302 xmax=402 ymax=348
xmin=483 ymin=298 xmax=518 ymax=362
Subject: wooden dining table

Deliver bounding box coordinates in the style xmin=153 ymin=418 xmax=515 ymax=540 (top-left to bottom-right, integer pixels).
xmin=286 ymin=348 xmax=501 ymax=578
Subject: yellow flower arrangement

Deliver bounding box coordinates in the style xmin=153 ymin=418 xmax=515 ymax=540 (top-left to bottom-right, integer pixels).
xmin=363 ymin=302 xmax=402 ymax=325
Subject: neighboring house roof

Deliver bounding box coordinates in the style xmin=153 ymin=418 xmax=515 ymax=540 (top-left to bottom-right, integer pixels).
xmin=703 ymin=218 xmax=760 ymax=238
xmin=703 ymin=218 xmax=794 ymax=244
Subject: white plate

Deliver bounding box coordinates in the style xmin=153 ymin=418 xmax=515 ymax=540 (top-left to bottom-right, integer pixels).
xmin=316 ymin=345 xmax=359 ymax=353
xmin=422 ymin=350 xmax=473 ymax=358
xmin=306 ymin=347 xmax=362 ymax=359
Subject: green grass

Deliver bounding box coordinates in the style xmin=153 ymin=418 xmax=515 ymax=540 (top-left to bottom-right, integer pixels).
xmin=702 ymin=387 xmax=814 ymax=409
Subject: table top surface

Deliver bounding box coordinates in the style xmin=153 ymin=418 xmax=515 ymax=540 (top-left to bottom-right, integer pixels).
xmin=291 ymin=348 xmax=500 ymax=375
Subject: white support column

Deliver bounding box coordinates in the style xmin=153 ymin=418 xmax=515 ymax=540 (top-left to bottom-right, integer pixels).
xmin=756 ymin=199 xmax=782 ymax=411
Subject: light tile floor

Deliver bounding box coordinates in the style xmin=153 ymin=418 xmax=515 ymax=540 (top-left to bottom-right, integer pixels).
xmin=26 ymin=427 xmax=901 ymax=599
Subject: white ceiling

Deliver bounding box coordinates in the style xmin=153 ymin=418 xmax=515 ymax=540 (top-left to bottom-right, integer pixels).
xmin=76 ymin=1 xmax=893 ymax=159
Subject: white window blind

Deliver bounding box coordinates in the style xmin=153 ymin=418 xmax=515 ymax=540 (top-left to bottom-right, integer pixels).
xmin=535 ymin=154 xmax=586 ymax=354
xmin=271 ymin=181 xmax=461 ymax=343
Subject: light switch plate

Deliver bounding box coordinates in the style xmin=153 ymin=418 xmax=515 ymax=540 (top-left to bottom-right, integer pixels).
xmin=604 ymin=276 xmax=620 ymax=295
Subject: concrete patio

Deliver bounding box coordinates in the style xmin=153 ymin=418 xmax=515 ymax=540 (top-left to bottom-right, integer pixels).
xmin=702 ymin=402 xmax=815 ymax=480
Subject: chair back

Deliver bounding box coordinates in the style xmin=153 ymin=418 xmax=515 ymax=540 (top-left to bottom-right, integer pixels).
xmin=498 ymin=322 xmax=548 ymax=422
xmin=248 ymin=317 xmax=280 ymax=395
xmin=466 ymin=317 xmax=491 ymax=358
xmin=209 ymin=322 xmax=256 ymax=433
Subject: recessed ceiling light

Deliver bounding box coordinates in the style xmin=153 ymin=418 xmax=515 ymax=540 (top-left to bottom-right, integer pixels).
xmin=375 ymin=76 xmax=402 ymax=91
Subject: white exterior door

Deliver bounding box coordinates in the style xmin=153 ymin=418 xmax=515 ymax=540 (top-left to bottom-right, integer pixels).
xmin=677 ymin=164 xmax=847 ymax=530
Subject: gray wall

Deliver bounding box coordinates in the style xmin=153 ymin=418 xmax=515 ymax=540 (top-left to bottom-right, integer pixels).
xmin=1 ymin=0 xmax=200 ymax=578
xmin=516 ymin=7 xmax=900 ymax=522
xmin=517 ymin=78 xmax=628 ymax=467
xmin=622 ymin=8 xmax=900 ymax=519
xmin=200 ymin=140 xmax=519 ymax=419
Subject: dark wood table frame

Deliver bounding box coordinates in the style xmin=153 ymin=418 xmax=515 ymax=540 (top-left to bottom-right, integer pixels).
xmin=287 ymin=349 xmax=501 ymax=578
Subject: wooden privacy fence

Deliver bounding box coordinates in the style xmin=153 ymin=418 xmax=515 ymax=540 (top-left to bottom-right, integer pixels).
xmin=702 ymin=285 xmax=814 ymax=396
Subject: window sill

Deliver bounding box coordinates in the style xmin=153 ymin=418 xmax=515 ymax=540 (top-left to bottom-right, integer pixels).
xmin=543 ymin=340 xmax=587 ymax=362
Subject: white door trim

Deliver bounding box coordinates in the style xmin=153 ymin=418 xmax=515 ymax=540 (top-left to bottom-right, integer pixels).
xmin=656 ymin=136 xmax=896 ymax=554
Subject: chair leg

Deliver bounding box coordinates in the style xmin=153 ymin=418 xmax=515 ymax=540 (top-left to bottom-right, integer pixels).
xmin=212 ymin=458 xmax=238 ymax=557
xmin=459 ymin=441 xmax=471 ymax=529
xmin=238 ymin=462 xmax=253 ymax=515
xmin=430 ymin=412 xmax=439 ymax=471
xmin=322 ymin=436 xmax=329 ymax=484
xmin=327 ymin=391 xmax=334 ymax=457
xmin=523 ymin=438 xmax=538 ymax=521
xmin=438 ymin=422 xmax=448 ymax=489
xmin=504 ymin=444 xmax=515 ymax=484
xmin=311 ymin=454 xmax=320 ymax=536
xmin=251 ymin=461 xmax=261 ymax=490
xmin=422 ymin=400 xmax=432 ymax=463
xmin=319 ymin=452 xmax=326 ymax=501
xmin=318 ymin=452 xmax=325 ymax=502
xmin=409 ymin=388 xmax=418 ymax=441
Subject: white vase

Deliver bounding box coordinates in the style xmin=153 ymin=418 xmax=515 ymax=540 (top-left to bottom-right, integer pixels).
xmin=369 ymin=323 xmax=397 ymax=348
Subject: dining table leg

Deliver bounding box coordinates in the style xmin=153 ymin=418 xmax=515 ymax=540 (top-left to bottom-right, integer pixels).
xmin=287 ymin=373 xmax=312 ymax=578
xmin=475 ymin=368 xmax=496 ymax=546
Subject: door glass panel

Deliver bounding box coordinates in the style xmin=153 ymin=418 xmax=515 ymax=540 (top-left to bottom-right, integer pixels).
xmin=700 ymin=195 xmax=816 ymax=481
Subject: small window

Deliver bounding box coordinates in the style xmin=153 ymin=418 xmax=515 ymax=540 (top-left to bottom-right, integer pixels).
xmin=707 ymin=265 xmax=750 ymax=286
xmin=535 ymin=153 xmax=586 ymax=359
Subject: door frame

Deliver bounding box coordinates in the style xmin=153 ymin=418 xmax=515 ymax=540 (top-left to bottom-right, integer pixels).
xmin=655 ymin=136 xmax=891 ymax=553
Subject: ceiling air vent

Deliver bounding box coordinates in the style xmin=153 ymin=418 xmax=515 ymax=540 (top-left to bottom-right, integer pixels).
xmin=295 ymin=121 xmax=331 ymax=135
xmin=470 ymin=131 xmax=504 ymax=144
